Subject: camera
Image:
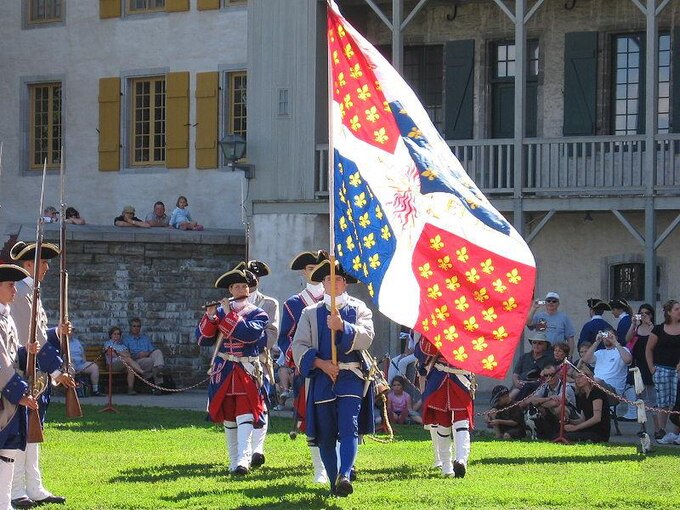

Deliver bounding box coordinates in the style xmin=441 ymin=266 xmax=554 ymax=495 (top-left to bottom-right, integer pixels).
xmin=536 ymin=300 xmax=546 ymax=305
xmin=634 ymin=314 xmax=642 ymax=321
xmin=596 ymin=330 xmax=609 ymax=341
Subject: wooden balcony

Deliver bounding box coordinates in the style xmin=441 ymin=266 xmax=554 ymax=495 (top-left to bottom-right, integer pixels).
xmin=315 ymin=134 xmax=680 ymax=210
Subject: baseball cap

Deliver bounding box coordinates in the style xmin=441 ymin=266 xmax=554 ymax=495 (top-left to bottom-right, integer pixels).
xmin=545 ymin=292 xmax=560 ymax=300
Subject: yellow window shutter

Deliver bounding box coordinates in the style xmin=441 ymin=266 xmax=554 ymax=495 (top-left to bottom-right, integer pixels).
xmin=166 ymin=71 xmax=190 ymax=169
xmin=98 ymin=77 xmax=121 ymax=172
xmin=195 ymin=72 xmax=219 ymax=169
xmin=197 ymin=0 xmax=221 ymax=10
xmin=100 ymin=0 xmax=121 ymax=19
xmin=166 ymin=0 xmax=190 ymax=12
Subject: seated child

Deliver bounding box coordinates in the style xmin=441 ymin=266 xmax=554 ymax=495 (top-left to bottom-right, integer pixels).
xmin=387 ymin=375 xmax=422 ymax=425
xmin=170 ymin=195 xmax=204 ymax=231
xmin=486 ymin=384 xmax=526 ymax=439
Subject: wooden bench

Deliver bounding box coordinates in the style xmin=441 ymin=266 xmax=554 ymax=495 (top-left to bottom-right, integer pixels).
xmin=84 ymin=344 xmax=128 ymax=390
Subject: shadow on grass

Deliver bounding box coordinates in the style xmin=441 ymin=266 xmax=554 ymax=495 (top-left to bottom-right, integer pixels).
xmin=109 ymin=463 xmax=229 ymax=483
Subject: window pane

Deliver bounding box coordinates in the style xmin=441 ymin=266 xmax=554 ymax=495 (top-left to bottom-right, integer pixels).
xmin=131 ymin=77 xmax=165 ymax=165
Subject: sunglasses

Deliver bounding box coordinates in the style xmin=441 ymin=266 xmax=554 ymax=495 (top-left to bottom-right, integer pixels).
xmin=545 ymin=299 xmax=559 ymax=303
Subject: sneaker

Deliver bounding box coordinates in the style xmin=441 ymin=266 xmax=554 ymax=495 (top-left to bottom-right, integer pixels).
xmin=656 ymin=432 xmax=678 ymax=445
xmin=654 ymin=429 xmax=666 ymax=440
xmin=674 ymin=435 xmax=680 ymax=445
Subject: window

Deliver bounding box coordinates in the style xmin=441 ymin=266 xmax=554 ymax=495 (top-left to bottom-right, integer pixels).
xmin=227 ymin=71 xmax=247 ymax=139
xmin=278 ymin=88 xmax=289 ymax=117
xmin=27 ymin=0 xmax=63 ymax=24
xmin=129 ymin=0 xmax=165 ymax=13
xmin=612 ymin=33 xmax=670 ymax=135
xmin=130 ymin=77 xmax=166 ymax=166
xmin=403 ymin=46 xmax=443 ymax=132
xmin=29 ymin=82 xmax=62 ymax=169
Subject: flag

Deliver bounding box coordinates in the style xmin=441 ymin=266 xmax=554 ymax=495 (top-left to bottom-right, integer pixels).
xmin=327 ymin=1 xmax=536 ymax=378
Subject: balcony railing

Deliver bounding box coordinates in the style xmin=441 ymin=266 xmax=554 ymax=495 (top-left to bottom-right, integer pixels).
xmin=315 ymin=134 xmax=680 ymax=198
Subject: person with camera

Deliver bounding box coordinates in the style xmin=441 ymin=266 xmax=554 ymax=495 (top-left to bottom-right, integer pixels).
xmin=527 ymin=291 xmax=576 ymax=354
xmin=580 ymin=329 xmax=632 ymax=398
xmin=509 ymin=330 xmax=556 ymax=401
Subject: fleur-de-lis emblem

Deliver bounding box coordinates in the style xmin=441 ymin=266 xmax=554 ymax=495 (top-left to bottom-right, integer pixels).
xmin=421 ymin=318 xmax=429 ymax=331
xmin=503 ymin=297 xmax=517 ymax=311
xmin=337 ymin=25 xmax=346 ymax=38
xmin=375 ymin=205 xmax=383 ymax=219
xmin=434 ymin=305 xmax=450 ymax=321
xmin=454 ymin=296 xmax=469 ymax=312
xmin=427 ymin=284 xmax=442 ymax=300
xmin=429 ymin=314 xmax=438 ymax=327
xmin=463 ymin=316 xmax=479 ymax=332
xmin=346 ymin=236 xmax=355 ymax=251
xmin=408 ymin=127 xmax=423 ymax=139
xmin=492 ymin=279 xmax=507 ymax=293
xmin=353 ymin=192 xmax=366 ymax=208
xmin=433 ymin=335 xmax=442 ymax=349
xmin=339 ymin=102 xmax=346 ymax=118
xmin=466 ymin=198 xmax=479 ymax=209
xmin=482 ymin=355 xmax=498 ymax=371
xmin=365 ymin=106 xmax=379 ymax=122
xmin=480 ymin=258 xmax=494 ymax=274
xmin=465 ymin=268 xmax=480 ymax=283
xmin=367 ymin=282 xmax=374 ymax=297
xmin=472 ymin=337 xmax=488 ymax=351
xmin=343 ymin=43 xmax=354 ymax=59
xmin=380 ymin=225 xmax=391 ymax=240
xmin=445 ymin=276 xmax=460 ymax=291
xmin=350 ymin=115 xmax=361 ymax=131
xmin=336 ymin=243 xmax=344 ymax=257
xmin=344 ymin=94 xmax=353 ymax=109
xmin=374 ymin=127 xmax=388 ymax=144
xmin=337 ymin=72 xmax=346 ymax=87
xmin=429 ymin=235 xmax=444 ymax=251
xmin=506 ymin=268 xmax=522 ymax=284
xmin=339 ymin=216 xmax=348 ymax=231
xmin=444 ymin=326 xmax=458 ymax=342
xmin=357 ymin=84 xmax=371 ymax=100
xmin=349 ymin=172 xmax=361 ymax=187
xmin=453 ymin=346 xmax=468 ymax=362
xmin=438 ymin=255 xmax=452 ymax=271
xmin=346 ymin=207 xmax=353 ymax=221
xmin=473 ymin=287 xmax=489 ymax=302
xmin=358 ymin=213 xmax=370 ymax=228
xmin=332 ymin=50 xmax=339 ymax=64
xmin=352 ymin=256 xmax=362 ymax=271
xmin=350 ymin=63 xmax=362 ymax=79
xmin=383 ymin=101 xmax=391 ymax=112
xmin=363 ymin=233 xmax=376 ymax=249
xmin=369 ymin=254 xmax=380 ymax=269
xmin=482 ymin=307 xmax=498 ymax=322
xmin=421 ymin=168 xmax=438 ymax=181
xmin=456 ymin=247 xmax=469 ymax=263
xmin=493 ymin=326 xmax=508 ymax=341
xmin=418 ymin=262 xmax=433 ymax=279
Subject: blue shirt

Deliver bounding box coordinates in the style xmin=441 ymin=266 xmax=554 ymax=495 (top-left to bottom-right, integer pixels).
xmin=123 ymin=334 xmax=155 ymax=357
xmin=531 ymin=311 xmax=575 ymax=345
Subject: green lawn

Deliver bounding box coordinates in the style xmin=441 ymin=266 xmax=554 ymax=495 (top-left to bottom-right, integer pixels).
xmin=38 ymin=403 xmax=679 ymax=509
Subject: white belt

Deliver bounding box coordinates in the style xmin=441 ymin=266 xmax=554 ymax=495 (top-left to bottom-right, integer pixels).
xmin=217 ymin=353 xmax=260 ymax=363
xmin=434 ymin=363 xmax=474 ymax=393
xmin=434 ymin=363 xmax=471 ymax=376
xmin=337 ymin=361 xmax=364 ymax=380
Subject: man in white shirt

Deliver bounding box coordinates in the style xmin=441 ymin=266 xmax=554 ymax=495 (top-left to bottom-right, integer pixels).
xmin=581 ymin=329 xmax=632 ymax=396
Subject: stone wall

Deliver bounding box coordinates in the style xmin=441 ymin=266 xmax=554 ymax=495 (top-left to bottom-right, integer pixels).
xmin=23 ymin=225 xmax=246 ymax=386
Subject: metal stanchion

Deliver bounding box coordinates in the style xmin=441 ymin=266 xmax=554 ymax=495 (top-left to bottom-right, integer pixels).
xmin=99 ymin=347 xmax=118 ymax=414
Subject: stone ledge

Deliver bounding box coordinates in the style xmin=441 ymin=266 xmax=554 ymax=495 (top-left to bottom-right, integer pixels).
xmin=16 ymin=224 xmax=246 ymax=246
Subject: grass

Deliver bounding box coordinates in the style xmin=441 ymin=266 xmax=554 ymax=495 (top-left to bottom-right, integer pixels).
xmin=37 ymin=403 xmax=680 ymax=509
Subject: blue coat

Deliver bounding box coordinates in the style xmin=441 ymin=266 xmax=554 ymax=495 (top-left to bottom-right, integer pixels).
xmin=578 ymin=317 xmax=613 ymax=349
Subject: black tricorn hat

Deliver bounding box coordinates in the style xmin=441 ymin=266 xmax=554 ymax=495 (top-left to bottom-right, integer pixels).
xmin=0 ymin=264 xmax=30 ymax=282
xmin=309 ymin=259 xmax=358 ymax=284
xmin=246 ymin=260 xmax=270 ymax=278
xmin=609 ymin=298 xmax=630 ymax=310
xmin=587 ymin=298 xmax=612 ymax=312
xmin=10 ymin=241 xmax=60 ymax=261
xmin=215 ymin=269 xmax=257 ymax=289
xmin=290 ymin=250 xmax=329 ymax=270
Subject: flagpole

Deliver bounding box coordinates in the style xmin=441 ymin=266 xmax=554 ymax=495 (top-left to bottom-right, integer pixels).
xmin=326 ymin=0 xmax=338 ymax=366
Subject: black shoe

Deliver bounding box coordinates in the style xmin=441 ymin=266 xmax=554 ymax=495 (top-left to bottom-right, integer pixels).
xmin=453 ymin=461 xmax=466 ymax=478
xmin=34 ymin=495 xmax=66 ymax=505
xmin=334 ymin=475 xmax=353 ymax=497
xmin=91 ymin=390 xmax=101 ymax=397
xmin=11 ymin=497 xmax=35 ymax=509
xmin=251 ymin=452 xmax=265 ymax=468
xmin=349 ymin=467 xmax=357 ymax=481
xmin=233 ymin=465 xmax=249 ymax=475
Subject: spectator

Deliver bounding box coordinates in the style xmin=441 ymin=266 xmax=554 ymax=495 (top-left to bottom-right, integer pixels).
xmin=386 ymin=375 xmax=421 ymax=425
xmin=123 ymin=318 xmax=166 ymax=393
xmin=145 ymin=201 xmax=170 ymax=227
xmin=42 ymin=206 xmax=59 ymax=223
xmin=524 ymin=364 xmax=578 ymax=439
xmin=578 ymin=299 xmax=613 ymax=350
xmin=69 ymin=336 xmax=100 ymax=396
xmin=622 ymin=304 xmax=659 ymax=430
xmin=553 ymin=342 xmax=570 ymax=365
xmin=486 ymin=385 xmax=525 ymax=439
xmin=102 ymin=326 xmax=145 ymax=395
xmin=610 ymin=298 xmax=633 ymax=345
xmin=510 ymin=330 xmax=555 ymax=400
xmin=578 ymin=342 xmax=592 ymax=366
xmin=527 ymin=291 xmax=575 ymax=353
xmin=169 ymin=195 xmax=203 ymax=231
xmin=64 ymin=207 xmax=86 ymax=225
xmin=387 ymin=330 xmax=417 ymax=384
xmin=581 ymin=329 xmax=632 ymax=398
xmin=114 ymin=205 xmax=150 ymax=228
xmin=564 ymin=364 xmax=610 ymax=443
xmin=646 ymin=299 xmax=680 ymax=444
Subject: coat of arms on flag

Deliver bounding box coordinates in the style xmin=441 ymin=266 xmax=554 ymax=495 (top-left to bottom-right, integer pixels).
xmin=326 ymin=0 xmax=536 ymax=378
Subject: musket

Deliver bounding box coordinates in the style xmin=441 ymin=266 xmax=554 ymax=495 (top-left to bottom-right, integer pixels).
xmin=59 ymin=150 xmax=82 ymax=418
xmin=26 ymin=159 xmax=49 ymax=443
